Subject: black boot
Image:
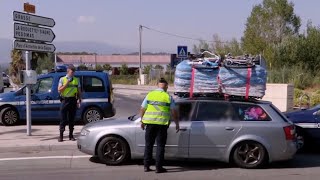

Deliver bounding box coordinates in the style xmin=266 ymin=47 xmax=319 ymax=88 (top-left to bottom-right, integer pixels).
xmin=58 ymin=131 xmax=64 ymax=142
xmin=69 ymin=129 xmax=76 ymax=141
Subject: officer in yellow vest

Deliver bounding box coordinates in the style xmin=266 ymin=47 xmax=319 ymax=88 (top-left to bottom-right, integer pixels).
xmin=57 ymin=65 xmax=82 ymax=142
xmin=140 ymin=78 xmax=179 ymax=173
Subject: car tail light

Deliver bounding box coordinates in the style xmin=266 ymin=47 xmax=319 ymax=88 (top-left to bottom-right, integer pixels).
xmin=283 ymin=125 xmax=295 ymax=140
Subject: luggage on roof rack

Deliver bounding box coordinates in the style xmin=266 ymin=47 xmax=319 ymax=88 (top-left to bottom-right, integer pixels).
xmin=174 ymin=53 xmax=267 ymax=100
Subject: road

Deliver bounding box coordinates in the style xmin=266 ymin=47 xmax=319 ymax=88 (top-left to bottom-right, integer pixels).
xmin=1 ymin=150 xmax=320 ymax=180
xmin=2 ymin=91 xmax=320 ymax=179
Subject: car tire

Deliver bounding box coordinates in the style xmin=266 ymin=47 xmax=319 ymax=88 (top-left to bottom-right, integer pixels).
xmin=97 ymin=136 xmax=130 ymax=165
xmin=232 ymin=141 xmax=267 ymax=169
xmin=0 ymin=107 xmax=19 ymax=126
xmin=82 ymin=107 xmax=103 ymax=124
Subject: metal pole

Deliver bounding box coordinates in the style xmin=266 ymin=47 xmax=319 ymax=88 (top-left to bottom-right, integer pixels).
xmin=25 ymin=50 xmax=31 ymax=136
xmin=54 ymin=53 xmax=57 ymax=70
xmin=139 ymin=25 xmax=142 ymax=85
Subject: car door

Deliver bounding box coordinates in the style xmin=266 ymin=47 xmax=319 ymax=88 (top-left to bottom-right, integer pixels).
xmin=289 ymin=106 xmax=320 ymax=141
xmin=189 ymin=101 xmax=242 ymax=160
xmin=135 ymin=101 xmax=196 ymax=158
xmin=30 ymin=77 xmax=59 ymax=120
xmin=308 ymin=107 xmax=320 ymax=142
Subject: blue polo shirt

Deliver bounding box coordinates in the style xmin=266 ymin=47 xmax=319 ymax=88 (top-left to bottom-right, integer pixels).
xmin=141 ymin=89 xmax=175 ymax=109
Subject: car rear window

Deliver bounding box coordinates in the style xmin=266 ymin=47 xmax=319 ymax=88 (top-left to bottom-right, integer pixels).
xmin=232 ymin=103 xmax=271 ymax=121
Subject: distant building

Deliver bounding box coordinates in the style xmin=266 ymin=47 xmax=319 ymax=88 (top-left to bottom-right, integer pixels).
xmin=57 ymin=54 xmax=172 ymax=69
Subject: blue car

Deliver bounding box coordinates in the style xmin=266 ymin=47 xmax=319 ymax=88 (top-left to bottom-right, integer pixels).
xmin=0 ymin=70 xmax=115 ymax=126
xmin=285 ymin=105 xmax=320 ymax=149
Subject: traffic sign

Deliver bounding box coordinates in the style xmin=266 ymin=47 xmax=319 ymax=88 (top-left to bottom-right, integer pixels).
xmin=13 ymin=11 xmax=55 ymax=27
xmin=14 ymin=40 xmax=56 ymax=53
xmin=14 ymin=23 xmax=55 ymax=42
xmin=24 ymin=3 xmax=35 ymax=14
xmin=177 ymin=46 xmax=188 ymax=58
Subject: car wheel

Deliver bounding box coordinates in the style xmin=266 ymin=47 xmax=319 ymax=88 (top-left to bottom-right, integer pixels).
xmin=97 ymin=136 xmax=130 ymax=165
xmin=0 ymin=107 xmax=19 ymax=126
xmin=233 ymin=141 xmax=267 ymax=169
xmin=82 ymin=107 xmax=103 ymax=124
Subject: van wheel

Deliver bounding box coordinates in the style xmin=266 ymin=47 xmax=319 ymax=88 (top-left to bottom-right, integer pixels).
xmin=232 ymin=141 xmax=267 ymax=169
xmin=0 ymin=107 xmax=19 ymax=126
xmin=83 ymin=107 xmax=103 ymax=124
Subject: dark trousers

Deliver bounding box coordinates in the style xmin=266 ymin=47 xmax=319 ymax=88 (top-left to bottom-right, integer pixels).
xmin=59 ymin=97 xmax=77 ymax=132
xmin=144 ymin=124 xmax=168 ymax=169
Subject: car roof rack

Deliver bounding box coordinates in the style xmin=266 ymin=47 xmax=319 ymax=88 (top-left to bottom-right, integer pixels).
xmin=174 ymin=92 xmax=261 ymax=102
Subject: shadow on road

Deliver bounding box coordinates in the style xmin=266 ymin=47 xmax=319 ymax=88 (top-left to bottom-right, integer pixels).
xmin=89 ymin=152 xmax=320 ymax=171
xmin=0 ymin=128 xmax=40 ymax=135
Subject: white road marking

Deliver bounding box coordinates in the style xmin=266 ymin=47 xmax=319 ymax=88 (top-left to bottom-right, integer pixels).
xmin=0 ymin=155 xmax=91 ymax=161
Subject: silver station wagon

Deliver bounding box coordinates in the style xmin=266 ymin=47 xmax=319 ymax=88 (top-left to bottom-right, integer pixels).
xmin=77 ymin=98 xmax=297 ymax=169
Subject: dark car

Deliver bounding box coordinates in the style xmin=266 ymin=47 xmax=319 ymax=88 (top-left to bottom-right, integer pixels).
xmin=285 ymin=105 xmax=320 ymax=149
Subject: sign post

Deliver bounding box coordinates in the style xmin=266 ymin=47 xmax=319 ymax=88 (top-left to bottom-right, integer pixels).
xmin=13 ymin=3 xmax=55 ymax=136
xmin=177 ymin=45 xmax=188 ymax=66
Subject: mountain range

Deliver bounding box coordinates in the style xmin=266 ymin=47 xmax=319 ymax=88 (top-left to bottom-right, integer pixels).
xmin=0 ymin=38 xmax=136 ymax=66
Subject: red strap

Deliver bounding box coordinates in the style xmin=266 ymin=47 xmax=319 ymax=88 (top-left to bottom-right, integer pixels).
xmin=245 ymin=68 xmax=252 ymax=100
xmin=190 ymin=66 xmax=195 ymax=98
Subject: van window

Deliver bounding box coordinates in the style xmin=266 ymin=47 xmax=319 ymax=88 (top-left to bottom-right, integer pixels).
xmin=83 ymin=76 xmax=105 ymax=92
xmin=232 ymin=103 xmax=271 ymax=121
xmin=36 ymin=77 xmax=53 ymax=94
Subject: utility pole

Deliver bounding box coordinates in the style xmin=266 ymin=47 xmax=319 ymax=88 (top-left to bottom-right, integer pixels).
xmin=139 ymin=25 xmax=142 ymax=85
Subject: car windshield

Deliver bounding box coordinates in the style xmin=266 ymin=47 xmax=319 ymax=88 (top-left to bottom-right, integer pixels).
xmin=309 ymin=104 xmax=320 ymax=111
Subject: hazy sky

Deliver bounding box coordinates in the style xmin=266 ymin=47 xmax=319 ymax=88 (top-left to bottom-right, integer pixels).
xmin=1 ymin=0 xmax=319 ymax=53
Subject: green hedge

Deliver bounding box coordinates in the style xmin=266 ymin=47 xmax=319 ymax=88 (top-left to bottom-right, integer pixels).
xmin=294 ymin=88 xmax=320 ymax=107
xmin=110 ymin=75 xmax=138 ymax=85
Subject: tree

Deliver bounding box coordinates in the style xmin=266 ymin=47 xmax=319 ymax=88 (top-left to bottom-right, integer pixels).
xmin=154 ymin=64 xmax=164 ymax=70
xmin=95 ymin=64 xmax=103 ymax=71
xmin=35 ymin=53 xmax=54 ymax=74
xmin=242 ymin=0 xmax=301 ymax=57
xmin=119 ymin=64 xmax=129 ymax=75
xmin=9 ymin=49 xmax=25 ymax=83
xmin=143 ymin=64 xmax=153 ymax=74
xmin=78 ymin=64 xmax=88 ymax=70
xmin=31 ymin=52 xmax=48 ymax=70
xmin=193 ymin=40 xmax=210 ymax=54
xmin=102 ymin=63 xmax=112 ymax=71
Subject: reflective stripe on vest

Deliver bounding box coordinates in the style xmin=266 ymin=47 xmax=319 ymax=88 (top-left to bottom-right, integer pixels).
xmin=142 ymin=90 xmax=171 ymax=125
xmin=61 ymin=77 xmax=79 ymax=97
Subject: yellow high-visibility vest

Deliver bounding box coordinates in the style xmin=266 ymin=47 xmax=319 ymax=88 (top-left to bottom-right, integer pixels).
xmin=61 ymin=77 xmax=79 ymax=98
xmin=142 ymin=90 xmax=171 ymax=125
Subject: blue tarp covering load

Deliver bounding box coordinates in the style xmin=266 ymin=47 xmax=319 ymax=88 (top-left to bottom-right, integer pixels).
xmin=174 ymin=60 xmax=220 ymax=93
xmin=219 ymin=66 xmax=267 ymax=98
xmin=174 ymin=57 xmax=267 ymax=98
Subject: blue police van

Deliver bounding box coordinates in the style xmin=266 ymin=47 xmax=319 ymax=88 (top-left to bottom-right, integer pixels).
xmin=0 ymin=70 xmax=115 ymax=126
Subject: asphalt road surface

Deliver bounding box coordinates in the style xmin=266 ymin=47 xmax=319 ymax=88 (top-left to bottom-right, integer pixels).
xmin=1 ymin=150 xmax=320 ymax=180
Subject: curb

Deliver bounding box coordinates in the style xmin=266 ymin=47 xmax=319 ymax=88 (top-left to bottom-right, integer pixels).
xmin=0 ymin=144 xmax=77 ymax=153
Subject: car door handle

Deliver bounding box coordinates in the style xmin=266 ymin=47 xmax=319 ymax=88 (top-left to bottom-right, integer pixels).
xmin=179 ymin=128 xmax=188 ymax=131
xmin=225 ymin=127 xmax=235 ymax=131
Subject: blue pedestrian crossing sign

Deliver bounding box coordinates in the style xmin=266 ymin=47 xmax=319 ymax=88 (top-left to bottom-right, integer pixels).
xmin=177 ymin=46 xmax=188 ymax=58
